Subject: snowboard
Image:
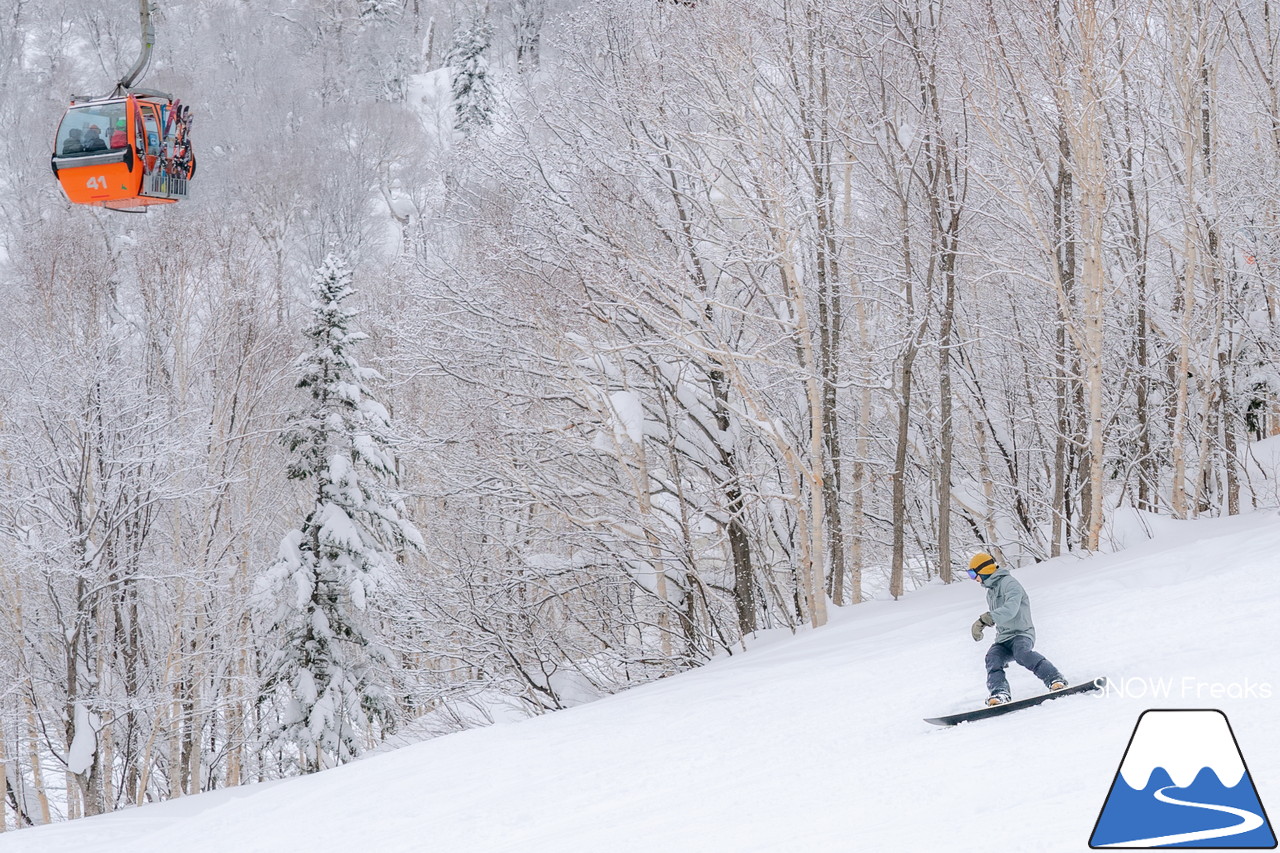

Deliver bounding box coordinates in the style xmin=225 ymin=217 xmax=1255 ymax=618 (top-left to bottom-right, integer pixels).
xmin=925 ymin=676 xmax=1108 ymax=727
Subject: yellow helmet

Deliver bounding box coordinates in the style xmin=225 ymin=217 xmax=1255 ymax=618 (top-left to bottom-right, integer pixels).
xmin=968 ymin=552 xmax=998 ymax=578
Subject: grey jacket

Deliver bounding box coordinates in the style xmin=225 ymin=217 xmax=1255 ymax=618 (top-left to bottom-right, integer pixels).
xmin=981 ymin=567 xmax=1035 ymax=644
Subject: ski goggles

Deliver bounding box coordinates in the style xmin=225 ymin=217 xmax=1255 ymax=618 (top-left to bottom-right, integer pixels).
xmin=967 ymin=557 xmax=997 ymax=580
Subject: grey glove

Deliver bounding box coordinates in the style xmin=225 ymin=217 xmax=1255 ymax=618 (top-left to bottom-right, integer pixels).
xmin=971 ymin=612 xmax=995 ymax=642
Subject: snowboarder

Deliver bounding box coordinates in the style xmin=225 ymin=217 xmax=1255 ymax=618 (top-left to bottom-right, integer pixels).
xmin=968 ymin=552 xmax=1067 ymax=706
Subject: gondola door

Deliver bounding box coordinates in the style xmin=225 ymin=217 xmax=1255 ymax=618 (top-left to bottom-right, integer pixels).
xmin=51 ymin=98 xmax=141 ymax=206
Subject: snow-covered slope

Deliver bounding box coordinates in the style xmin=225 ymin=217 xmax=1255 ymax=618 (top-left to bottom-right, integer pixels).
xmin=6 ymin=511 xmax=1280 ymax=853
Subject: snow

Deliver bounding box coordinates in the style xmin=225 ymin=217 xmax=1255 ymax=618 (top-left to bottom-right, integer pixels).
xmin=607 ymin=390 xmax=645 ymax=445
xmin=6 ymin=510 xmax=1280 ymax=853
xmin=405 ymin=67 xmax=455 ymax=143
xmin=624 ymin=558 xmax=684 ymax=606
xmin=317 ymin=502 xmax=363 ymax=554
xmin=897 ymin=121 xmax=916 ymax=149
xmin=64 ymin=704 xmax=99 ymax=777
xmin=1243 ymin=436 xmax=1280 ymax=507
xmin=1104 ymin=503 xmax=1184 ymax=552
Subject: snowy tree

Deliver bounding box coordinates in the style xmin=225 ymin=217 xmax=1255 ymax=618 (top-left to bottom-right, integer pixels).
xmin=447 ymin=9 xmax=494 ymax=135
xmin=513 ymin=0 xmax=545 ymax=72
xmin=359 ymin=0 xmax=393 ymax=19
xmin=258 ymin=254 xmax=424 ymax=774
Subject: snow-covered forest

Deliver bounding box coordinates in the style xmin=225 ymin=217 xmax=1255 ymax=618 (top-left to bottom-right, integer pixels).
xmin=0 ymin=0 xmax=1278 ymax=830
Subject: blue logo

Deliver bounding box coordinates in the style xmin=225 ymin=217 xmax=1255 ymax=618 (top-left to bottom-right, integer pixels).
xmin=1090 ymin=709 xmax=1276 ymax=848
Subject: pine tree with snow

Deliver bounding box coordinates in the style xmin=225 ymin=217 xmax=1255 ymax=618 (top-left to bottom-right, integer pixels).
xmin=258 ymin=254 xmax=424 ymax=774
xmin=446 ymin=9 xmax=494 ymax=135
xmin=358 ymin=0 xmax=392 ymax=19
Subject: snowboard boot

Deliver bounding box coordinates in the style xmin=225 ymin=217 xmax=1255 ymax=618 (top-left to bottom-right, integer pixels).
xmin=1048 ymin=679 xmax=1068 ymax=692
xmin=986 ymin=692 xmax=1011 ymax=707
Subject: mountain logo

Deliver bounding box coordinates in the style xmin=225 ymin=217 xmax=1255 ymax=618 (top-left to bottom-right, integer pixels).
xmin=1090 ymin=709 xmax=1276 ymax=848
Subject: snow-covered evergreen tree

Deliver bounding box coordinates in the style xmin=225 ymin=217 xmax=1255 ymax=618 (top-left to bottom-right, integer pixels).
xmin=446 ymin=9 xmax=494 ymax=135
xmin=258 ymin=254 xmax=424 ymax=774
xmin=358 ymin=0 xmax=392 ymax=19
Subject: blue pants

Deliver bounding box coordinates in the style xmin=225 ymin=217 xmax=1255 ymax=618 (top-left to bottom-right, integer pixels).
xmin=985 ymin=635 xmax=1063 ymax=697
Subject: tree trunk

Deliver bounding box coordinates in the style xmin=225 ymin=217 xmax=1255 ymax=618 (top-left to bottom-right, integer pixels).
xmin=1051 ymin=83 xmax=1076 ymax=556
xmin=25 ymin=700 xmax=50 ymax=825
xmin=1170 ymin=0 xmax=1205 ymax=520
xmin=889 ymin=176 xmax=920 ymax=601
xmin=708 ymin=366 xmax=758 ymax=637
xmin=845 ymin=162 xmax=868 ymax=605
xmin=0 ymin=717 xmax=8 ymax=832
xmin=1077 ymin=0 xmax=1108 ymax=551
xmin=938 ymin=266 xmax=955 ymax=583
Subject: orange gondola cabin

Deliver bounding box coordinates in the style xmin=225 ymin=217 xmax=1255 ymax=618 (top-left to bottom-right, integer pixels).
xmin=51 ymin=93 xmax=194 ymax=211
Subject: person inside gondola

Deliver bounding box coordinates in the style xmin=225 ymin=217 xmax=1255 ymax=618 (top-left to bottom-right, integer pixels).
xmin=82 ymin=125 xmax=106 ymax=152
xmin=61 ymin=127 xmax=84 ymax=156
xmin=109 ymin=117 xmax=127 ymax=149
